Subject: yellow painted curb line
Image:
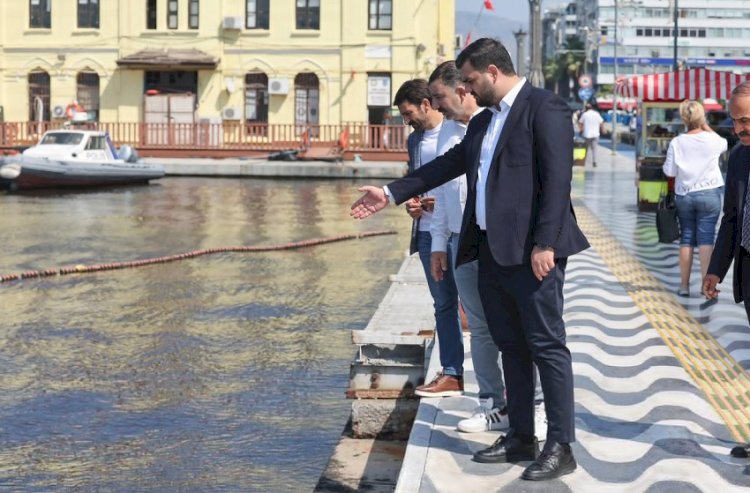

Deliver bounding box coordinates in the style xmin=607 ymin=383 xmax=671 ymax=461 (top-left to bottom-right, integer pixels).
xmin=576 ymin=203 xmax=750 ymax=443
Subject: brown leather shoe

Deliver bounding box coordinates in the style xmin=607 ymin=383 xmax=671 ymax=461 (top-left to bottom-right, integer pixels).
xmin=414 ymin=372 xmax=463 ymax=397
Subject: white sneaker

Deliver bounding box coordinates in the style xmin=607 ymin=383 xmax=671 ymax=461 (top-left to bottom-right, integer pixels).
xmin=535 ymin=402 xmax=548 ymax=443
xmin=457 ymin=397 xmax=510 ymax=433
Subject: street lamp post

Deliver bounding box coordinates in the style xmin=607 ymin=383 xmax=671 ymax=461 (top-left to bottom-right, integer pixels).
xmin=612 ymin=0 xmax=619 ymax=155
xmin=673 ymin=0 xmax=679 ymax=70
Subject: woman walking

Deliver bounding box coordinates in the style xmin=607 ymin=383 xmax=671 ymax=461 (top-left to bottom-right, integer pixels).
xmin=663 ymin=99 xmax=727 ymax=297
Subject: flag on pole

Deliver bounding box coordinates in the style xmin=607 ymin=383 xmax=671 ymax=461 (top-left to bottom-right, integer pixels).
xmin=464 ymin=32 xmax=472 ymax=48
xmin=484 ymin=0 xmax=494 ymax=10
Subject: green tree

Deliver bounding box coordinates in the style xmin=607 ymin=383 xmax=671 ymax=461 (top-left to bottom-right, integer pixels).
xmin=543 ymin=37 xmax=585 ymax=96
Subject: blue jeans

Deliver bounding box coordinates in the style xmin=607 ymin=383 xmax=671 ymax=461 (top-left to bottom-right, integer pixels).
xmin=417 ymin=231 xmax=463 ymax=376
xmin=675 ymin=188 xmax=722 ymax=247
xmin=450 ymin=234 xmax=505 ymax=405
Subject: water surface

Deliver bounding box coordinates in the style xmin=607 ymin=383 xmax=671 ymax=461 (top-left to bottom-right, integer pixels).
xmin=0 ymin=177 xmax=408 ymax=492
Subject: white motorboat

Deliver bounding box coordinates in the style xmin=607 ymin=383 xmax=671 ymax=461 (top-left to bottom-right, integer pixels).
xmin=0 ymin=129 xmax=164 ymax=191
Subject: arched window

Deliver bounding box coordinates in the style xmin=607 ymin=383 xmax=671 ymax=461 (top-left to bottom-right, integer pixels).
xmin=28 ymin=70 xmax=50 ymax=121
xmin=77 ymin=71 xmax=100 ymax=121
xmin=245 ymin=72 xmax=268 ymax=135
xmin=294 ymin=72 xmax=319 ymax=135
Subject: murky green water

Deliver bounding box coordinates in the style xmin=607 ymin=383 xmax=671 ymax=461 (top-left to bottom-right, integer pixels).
xmin=0 ymin=177 xmax=408 ymax=492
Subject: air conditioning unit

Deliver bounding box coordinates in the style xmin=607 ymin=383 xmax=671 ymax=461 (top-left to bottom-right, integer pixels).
xmin=52 ymin=105 xmax=66 ymax=119
xmin=268 ymin=78 xmax=290 ymax=95
xmin=222 ymin=106 xmax=242 ymax=120
xmin=222 ymin=15 xmax=243 ymax=30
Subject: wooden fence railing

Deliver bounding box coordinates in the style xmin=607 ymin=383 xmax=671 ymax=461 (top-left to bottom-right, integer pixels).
xmin=0 ymin=121 xmax=410 ymax=156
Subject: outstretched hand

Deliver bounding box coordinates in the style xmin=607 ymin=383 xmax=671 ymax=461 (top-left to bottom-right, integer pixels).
xmin=350 ymin=186 xmax=389 ymax=219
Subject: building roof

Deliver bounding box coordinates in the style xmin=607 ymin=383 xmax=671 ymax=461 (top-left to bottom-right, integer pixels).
xmin=116 ymin=49 xmax=219 ymax=69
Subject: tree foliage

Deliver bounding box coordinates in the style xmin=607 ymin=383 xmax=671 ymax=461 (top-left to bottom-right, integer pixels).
xmin=543 ymin=37 xmax=586 ymax=85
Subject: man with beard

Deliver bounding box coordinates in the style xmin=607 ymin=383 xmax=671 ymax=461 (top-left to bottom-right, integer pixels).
xmin=703 ymin=80 xmax=750 ymax=459
xmin=428 ymin=60 xmax=548 ymax=439
xmin=350 ymin=38 xmax=589 ymax=481
xmin=394 ymin=79 xmax=464 ymax=397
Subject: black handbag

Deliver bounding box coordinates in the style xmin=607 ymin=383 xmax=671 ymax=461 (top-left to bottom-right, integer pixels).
xmin=656 ymin=188 xmax=680 ymax=243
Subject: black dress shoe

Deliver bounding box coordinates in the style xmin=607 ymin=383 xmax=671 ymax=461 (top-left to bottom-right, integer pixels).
xmin=473 ymin=429 xmax=539 ymax=464
xmin=730 ymin=443 xmax=750 ymax=458
xmin=521 ymin=442 xmax=577 ymax=481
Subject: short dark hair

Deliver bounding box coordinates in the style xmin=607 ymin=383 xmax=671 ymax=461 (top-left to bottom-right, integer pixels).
xmin=393 ymin=79 xmax=430 ymax=107
xmin=428 ymin=60 xmax=462 ymax=88
xmin=456 ymin=38 xmax=515 ymax=76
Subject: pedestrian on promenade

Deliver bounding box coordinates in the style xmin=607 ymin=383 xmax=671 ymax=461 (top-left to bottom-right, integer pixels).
xmin=663 ymin=99 xmax=726 ymax=297
xmin=703 ymin=81 xmax=750 ymax=458
xmin=394 ymin=79 xmax=464 ymax=398
xmin=578 ymin=102 xmax=604 ymax=167
xmin=427 ymin=60 xmax=547 ymax=439
xmin=350 ymin=38 xmax=589 ymax=481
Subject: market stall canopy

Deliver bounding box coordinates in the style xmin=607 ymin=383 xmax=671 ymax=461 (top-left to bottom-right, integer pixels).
xmin=116 ymin=49 xmax=219 ymax=69
xmin=615 ymin=68 xmax=750 ymax=102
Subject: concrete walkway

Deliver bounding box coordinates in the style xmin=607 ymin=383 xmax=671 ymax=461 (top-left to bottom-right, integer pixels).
xmin=143 ymin=157 xmax=407 ymax=179
xmin=391 ymin=141 xmax=750 ymax=492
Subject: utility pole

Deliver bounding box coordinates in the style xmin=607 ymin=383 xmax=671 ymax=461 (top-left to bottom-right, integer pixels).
xmin=513 ymin=28 xmax=528 ymax=77
xmin=528 ymin=0 xmax=544 ymax=87
xmin=673 ymin=0 xmax=679 ymax=70
xmin=612 ymin=0 xmax=619 ymax=155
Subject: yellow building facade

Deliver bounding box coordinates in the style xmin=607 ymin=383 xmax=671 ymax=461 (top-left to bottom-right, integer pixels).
xmin=0 ymin=0 xmax=455 ymax=127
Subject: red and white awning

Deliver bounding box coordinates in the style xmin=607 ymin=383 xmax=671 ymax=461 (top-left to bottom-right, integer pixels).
xmin=615 ymin=68 xmax=750 ymax=101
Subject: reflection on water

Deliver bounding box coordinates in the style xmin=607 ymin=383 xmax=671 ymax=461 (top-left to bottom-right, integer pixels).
xmin=0 ymin=177 xmax=408 ymax=492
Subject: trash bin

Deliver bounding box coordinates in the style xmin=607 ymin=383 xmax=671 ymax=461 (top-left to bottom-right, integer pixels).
xmin=573 ymin=137 xmax=586 ymax=167
xmin=638 ymin=162 xmax=668 ymax=210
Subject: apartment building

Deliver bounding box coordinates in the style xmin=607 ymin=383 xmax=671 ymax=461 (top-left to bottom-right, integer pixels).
xmin=577 ymin=0 xmax=750 ymax=86
xmin=0 ymin=0 xmax=454 ymax=127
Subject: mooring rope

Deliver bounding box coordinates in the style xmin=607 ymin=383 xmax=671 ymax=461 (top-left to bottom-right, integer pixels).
xmin=0 ymin=230 xmax=397 ymax=284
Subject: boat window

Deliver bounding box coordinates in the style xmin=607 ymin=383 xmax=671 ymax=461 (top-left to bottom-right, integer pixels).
xmin=85 ymin=136 xmax=106 ymax=150
xmin=40 ymin=133 xmax=84 ymax=145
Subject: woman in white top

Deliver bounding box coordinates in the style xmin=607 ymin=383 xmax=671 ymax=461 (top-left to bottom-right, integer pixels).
xmin=663 ymin=99 xmax=727 ymax=297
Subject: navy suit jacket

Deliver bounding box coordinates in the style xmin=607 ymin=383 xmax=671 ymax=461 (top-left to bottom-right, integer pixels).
xmin=708 ymin=144 xmax=750 ymax=302
xmin=387 ymin=81 xmax=590 ymax=267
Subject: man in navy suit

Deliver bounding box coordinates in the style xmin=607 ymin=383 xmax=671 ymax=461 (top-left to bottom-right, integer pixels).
xmin=703 ymin=80 xmax=750 ymax=459
xmin=350 ymin=38 xmax=589 ymax=481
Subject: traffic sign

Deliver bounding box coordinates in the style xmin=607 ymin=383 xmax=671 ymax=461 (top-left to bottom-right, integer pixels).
xmin=578 ymin=74 xmax=593 ymax=88
xmin=578 ymin=87 xmax=594 ymax=102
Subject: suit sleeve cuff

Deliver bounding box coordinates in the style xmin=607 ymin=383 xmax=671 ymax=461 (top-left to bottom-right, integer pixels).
xmin=383 ymin=186 xmax=394 ymax=205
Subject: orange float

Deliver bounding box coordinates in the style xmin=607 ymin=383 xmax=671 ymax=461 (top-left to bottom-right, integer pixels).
xmin=65 ymin=101 xmax=84 ymax=119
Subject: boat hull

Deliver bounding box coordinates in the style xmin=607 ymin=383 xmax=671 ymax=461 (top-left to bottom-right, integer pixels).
xmin=0 ymin=156 xmax=165 ymax=191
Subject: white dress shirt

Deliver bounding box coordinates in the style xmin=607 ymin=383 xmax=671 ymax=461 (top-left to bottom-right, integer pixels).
xmin=430 ymin=108 xmax=484 ymax=252
xmin=476 ymin=78 xmax=526 ymax=230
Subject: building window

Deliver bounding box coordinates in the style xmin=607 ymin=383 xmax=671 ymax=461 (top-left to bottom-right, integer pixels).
xmin=28 ymin=71 xmax=50 ymax=121
xmin=246 ymin=0 xmax=269 ymax=29
xmin=77 ymin=72 xmax=100 ymax=121
xmin=296 ymin=0 xmax=319 ymax=30
xmin=245 ymin=72 xmax=268 ymax=135
xmin=188 ymin=0 xmax=199 ymax=29
xmin=295 ymin=73 xmax=319 ymax=135
xmin=29 ymin=0 xmax=51 ymax=28
xmin=167 ymin=0 xmax=178 ymax=29
xmin=369 ymin=0 xmax=391 ymax=30
xmin=77 ymin=0 xmax=99 ymax=28
xmin=147 ymin=0 xmax=157 ymax=29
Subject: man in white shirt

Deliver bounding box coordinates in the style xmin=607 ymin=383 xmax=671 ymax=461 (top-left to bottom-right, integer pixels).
xmin=578 ymin=103 xmax=604 ymax=167
xmin=394 ymin=79 xmax=464 ymax=398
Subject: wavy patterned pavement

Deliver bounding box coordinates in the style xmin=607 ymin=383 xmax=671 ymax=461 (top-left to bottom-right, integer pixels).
xmin=396 ymin=148 xmax=750 ymax=492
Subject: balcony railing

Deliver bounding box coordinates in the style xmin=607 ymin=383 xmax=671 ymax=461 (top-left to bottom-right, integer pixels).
xmin=0 ymin=121 xmax=409 ymax=158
